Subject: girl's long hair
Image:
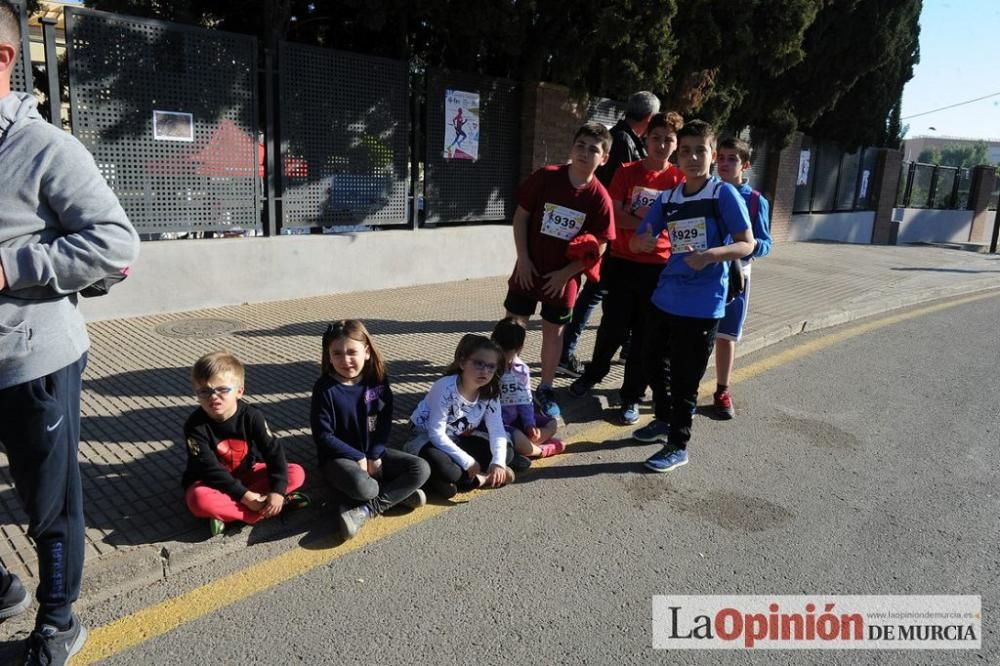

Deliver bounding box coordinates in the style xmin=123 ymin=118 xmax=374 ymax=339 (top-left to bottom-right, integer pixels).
xmin=321 ymin=320 xmax=386 ymax=384
xmin=443 ymin=334 xmax=505 ymax=400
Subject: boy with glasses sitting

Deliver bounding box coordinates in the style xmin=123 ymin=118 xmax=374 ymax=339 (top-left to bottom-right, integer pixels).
xmin=182 ymin=351 xmax=308 ymax=536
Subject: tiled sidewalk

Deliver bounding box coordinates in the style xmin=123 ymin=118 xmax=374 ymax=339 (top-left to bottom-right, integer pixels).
xmin=1 ymin=241 xmax=998 ymax=585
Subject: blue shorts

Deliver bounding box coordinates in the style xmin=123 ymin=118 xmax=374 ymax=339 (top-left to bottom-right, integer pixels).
xmin=717 ymin=276 xmax=751 ymax=342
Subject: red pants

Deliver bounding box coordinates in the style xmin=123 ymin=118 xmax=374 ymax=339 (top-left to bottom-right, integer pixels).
xmin=185 ymin=463 xmax=305 ymax=524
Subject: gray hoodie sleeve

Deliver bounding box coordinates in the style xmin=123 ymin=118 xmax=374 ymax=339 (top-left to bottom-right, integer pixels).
xmin=0 ymin=132 xmax=139 ymax=294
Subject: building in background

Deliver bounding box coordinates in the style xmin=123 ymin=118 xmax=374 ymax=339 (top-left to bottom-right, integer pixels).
xmin=903 ymin=135 xmax=1000 ymax=165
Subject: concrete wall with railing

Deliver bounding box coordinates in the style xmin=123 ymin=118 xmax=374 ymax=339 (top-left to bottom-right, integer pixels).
xmin=894 ymin=209 xmax=975 ymax=244
xmin=80 ymin=226 xmax=515 ymax=321
xmin=787 ymin=212 xmax=876 ymax=243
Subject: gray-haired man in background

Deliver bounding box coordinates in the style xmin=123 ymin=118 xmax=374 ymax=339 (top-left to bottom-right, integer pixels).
xmin=560 ymin=90 xmax=661 ymax=376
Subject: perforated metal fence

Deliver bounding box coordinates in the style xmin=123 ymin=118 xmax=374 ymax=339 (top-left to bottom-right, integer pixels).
xmin=278 ymin=43 xmax=410 ymax=229
xmin=64 ymin=7 xmax=259 ymax=235
xmin=424 ymin=69 xmax=521 ymax=224
xmin=10 ymin=1 xmax=31 ymax=94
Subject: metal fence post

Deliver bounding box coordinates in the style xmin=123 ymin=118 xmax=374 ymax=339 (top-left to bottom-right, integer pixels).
xmin=410 ymin=66 xmax=421 ymax=230
xmin=927 ymin=166 xmax=940 ymax=209
xmin=990 ymin=207 xmax=999 ymax=253
xmin=902 ymin=162 xmax=916 ymax=207
xmin=262 ymin=44 xmax=280 ymax=237
xmin=40 ymin=16 xmax=61 ymax=128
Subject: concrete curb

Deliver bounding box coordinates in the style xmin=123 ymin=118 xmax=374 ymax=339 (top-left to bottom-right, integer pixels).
xmin=68 ymin=278 xmax=1000 ymax=614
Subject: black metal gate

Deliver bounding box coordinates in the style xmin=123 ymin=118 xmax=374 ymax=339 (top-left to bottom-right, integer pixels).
xmin=277 ymin=43 xmax=411 ymax=229
xmin=10 ymin=1 xmax=31 ymax=94
xmin=64 ymin=7 xmax=259 ymax=235
xmin=424 ymin=69 xmax=521 ymax=224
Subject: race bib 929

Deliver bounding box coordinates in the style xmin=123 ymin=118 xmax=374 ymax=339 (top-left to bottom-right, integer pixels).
xmin=667 ymin=217 xmax=708 ymax=252
xmin=540 ymin=203 xmax=586 ymax=241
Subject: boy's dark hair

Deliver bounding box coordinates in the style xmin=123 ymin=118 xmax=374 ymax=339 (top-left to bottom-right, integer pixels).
xmin=0 ymin=1 xmax=20 ymax=54
xmin=444 ymin=334 xmax=506 ymax=401
xmin=192 ymin=351 xmax=246 ymax=386
xmin=647 ymin=111 xmax=684 ymax=135
xmin=321 ymin=319 xmax=386 ymax=384
xmin=491 ymin=317 xmax=526 ymax=353
xmin=718 ymin=137 xmax=751 ymax=164
xmin=573 ymin=121 xmax=613 ymax=155
xmin=624 ymin=91 xmax=660 ymax=121
xmin=676 ymin=119 xmax=716 ymax=148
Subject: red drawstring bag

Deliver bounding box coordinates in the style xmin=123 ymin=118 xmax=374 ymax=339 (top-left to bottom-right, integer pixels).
xmin=565 ymin=233 xmax=602 ymax=283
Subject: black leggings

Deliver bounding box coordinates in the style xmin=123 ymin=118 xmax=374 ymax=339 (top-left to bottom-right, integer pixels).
xmin=418 ymin=435 xmax=514 ymax=490
xmin=321 ymin=448 xmax=430 ymax=515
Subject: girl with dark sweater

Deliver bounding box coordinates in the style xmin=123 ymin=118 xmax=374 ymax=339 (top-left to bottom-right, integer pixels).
xmin=310 ymin=320 xmax=429 ymax=540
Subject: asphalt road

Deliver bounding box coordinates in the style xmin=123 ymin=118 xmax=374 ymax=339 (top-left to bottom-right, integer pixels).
xmin=15 ymin=294 xmax=1000 ymax=665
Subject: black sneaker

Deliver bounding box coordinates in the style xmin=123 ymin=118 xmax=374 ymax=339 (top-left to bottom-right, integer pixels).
xmin=0 ymin=573 xmax=31 ymax=623
xmin=557 ymin=355 xmax=585 ymax=378
xmin=284 ymin=491 xmax=312 ymax=510
xmin=569 ymin=376 xmax=596 ymax=397
xmin=510 ymin=454 xmax=532 ymax=471
xmin=23 ymin=614 xmax=87 ymax=666
xmin=426 ymin=478 xmax=458 ymax=500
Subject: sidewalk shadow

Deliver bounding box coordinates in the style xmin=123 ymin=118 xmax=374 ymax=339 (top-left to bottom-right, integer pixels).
xmin=890 ymin=267 xmax=1000 ymax=274
xmin=233 ymin=318 xmax=517 ymax=340
xmin=517 ymin=460 xmax=642 ymax=483
xmin=82 ymin=362 xmax=320 ymax=398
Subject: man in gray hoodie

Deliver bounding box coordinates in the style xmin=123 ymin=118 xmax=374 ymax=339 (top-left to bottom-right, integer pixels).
xmin=0 ymin=2 xmax=139 ymax=663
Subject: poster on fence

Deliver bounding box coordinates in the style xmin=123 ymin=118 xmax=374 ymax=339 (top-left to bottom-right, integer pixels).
xmin=444 ymin=89 xmax=480 ymax=161
xmin=797 ymin=149 xmax=811 ymax=185
xmin=153 ymin=110 xmax=194 ymax=142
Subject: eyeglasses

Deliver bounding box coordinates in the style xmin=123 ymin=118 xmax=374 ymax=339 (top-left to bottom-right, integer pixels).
xmin=195 ymin=385 xmax=234 ymax=400
xmin=469 ymin=359 xmax=498 ymax=373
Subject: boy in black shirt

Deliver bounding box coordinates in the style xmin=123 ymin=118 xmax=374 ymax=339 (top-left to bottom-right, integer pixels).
xmin=182 ymin=352 xmax=307 ymax=535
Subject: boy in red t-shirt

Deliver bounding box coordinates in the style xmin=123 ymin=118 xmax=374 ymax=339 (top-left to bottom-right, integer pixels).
xmin=503 ymin=122 xmax=616 ymax=418
xmin=569 ymin=112 xmax=685 ymax=425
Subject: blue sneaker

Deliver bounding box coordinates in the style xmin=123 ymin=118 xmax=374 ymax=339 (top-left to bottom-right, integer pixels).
xmin=620 ymin=403 xmax=640 ymax=425
xmin=536 ymin=385 xmax=561 ymax=418
xmin=644 ymin=447 xmax=688 ymax=473
xmin=632 ymin=419 xmax=669 ymax=443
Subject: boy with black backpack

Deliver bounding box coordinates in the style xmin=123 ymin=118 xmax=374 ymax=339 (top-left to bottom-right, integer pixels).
xmin=712 ymin=137 xmax=773 ymax=419
xmin=628 ymin=120 xmax=754 ymax=472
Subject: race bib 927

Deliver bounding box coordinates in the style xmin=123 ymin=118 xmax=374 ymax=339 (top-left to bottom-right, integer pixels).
xmin=667 ymin=217 xmax=708 ymax=252
xmin=540 ymin=203 xmax=586 ymax=241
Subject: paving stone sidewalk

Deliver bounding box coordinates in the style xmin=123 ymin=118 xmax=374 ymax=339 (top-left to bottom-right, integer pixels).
xmin=1 ymin=241 xmax=998 ymax=594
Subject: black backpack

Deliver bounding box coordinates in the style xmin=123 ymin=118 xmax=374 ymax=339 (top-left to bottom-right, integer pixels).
xmin=710 ymin=182 xmax=745 ymax=305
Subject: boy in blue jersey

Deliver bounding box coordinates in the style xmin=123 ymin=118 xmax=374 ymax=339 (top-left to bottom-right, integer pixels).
xmin=629 ymin=120 xmax=755 ymax=472
xmin=713 ymin=138 xmax=773 ymax=419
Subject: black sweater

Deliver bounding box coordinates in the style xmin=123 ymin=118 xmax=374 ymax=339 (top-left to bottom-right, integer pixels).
xmin=181 ymin=401 xmax=289 ymax=499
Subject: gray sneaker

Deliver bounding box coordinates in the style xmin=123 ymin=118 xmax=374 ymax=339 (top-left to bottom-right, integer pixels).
xmin=22 ymin=614 xmax=88 ymax=666
xmin=337 ymin=504 xmax=371 ymax=540
xmin=0 ymin=573 xmax=31 ymax=623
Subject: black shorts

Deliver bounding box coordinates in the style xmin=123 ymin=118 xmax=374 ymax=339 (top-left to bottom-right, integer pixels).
xmin=503 ymin=289 xmax=573 ymax=325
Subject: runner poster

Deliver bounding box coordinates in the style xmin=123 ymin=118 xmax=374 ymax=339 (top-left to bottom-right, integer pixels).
xmin=444 ymin=90 xmax=480 ymax=161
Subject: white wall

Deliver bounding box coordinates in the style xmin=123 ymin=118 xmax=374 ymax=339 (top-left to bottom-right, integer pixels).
xmin=788 ymin=212 xmax=875 ymax=244
xmin=80 ymin=226 xmax=515 ymax=321
xmin=895 ymin=208 xmax=974 ymax=244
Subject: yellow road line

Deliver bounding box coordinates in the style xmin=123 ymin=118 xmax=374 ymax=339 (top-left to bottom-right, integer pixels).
xmin=76 ymin=289 xmax=1000 ymax=663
